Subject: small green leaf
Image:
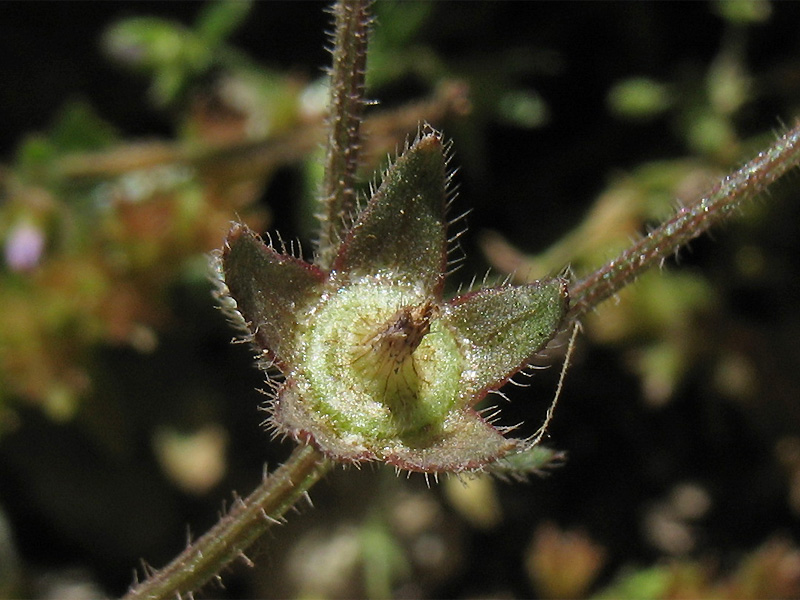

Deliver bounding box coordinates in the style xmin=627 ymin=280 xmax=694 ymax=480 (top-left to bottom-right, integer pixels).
xmin=50 ymin=101 xmax=118 ymax=152
xmin=488 ymin=444 xmax=566 ymax=481
xmin=14 ymin=102 xmax=117 ymax=183
xmin=445 ymin=280 xmax=568 ymax=399
xmin=104 ymin=18 xmax=191 ymax=71
xmin=220 ymin=224 xmax=325 ymax=365
xmin=333 ymin=131 xmax=448 ymax=294
xmin=15 ymin=136 xmax=57 ymax=181
xmin=196 ymin=0 xmax=253 ymax=48
xmin=103 ymin=17 xmax=211 ymax=105
xmin=607 ymin=77 xmax=671 ymax=121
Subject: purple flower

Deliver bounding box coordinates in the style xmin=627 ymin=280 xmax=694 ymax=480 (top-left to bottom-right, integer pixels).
xmin=5 ymin=222 xmax=45 ymax=272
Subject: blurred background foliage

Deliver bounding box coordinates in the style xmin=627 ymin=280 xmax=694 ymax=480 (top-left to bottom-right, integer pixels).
xmin=1 ymin=1 xmax=800 ymax=598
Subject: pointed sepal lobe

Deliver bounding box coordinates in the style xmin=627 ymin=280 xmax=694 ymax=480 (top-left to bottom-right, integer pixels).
xmin=333 ymin=131 xmax=448 ymax=295
xmin=220 ymin=223 xmax=325 ymax=365
xmin=444 ymin=279 xmax=569 ymax=400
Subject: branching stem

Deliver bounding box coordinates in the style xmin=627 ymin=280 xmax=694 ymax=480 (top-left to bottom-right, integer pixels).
xmin=567 ymin=123 xmax=800 ymax=321
xmin=122 ymin=444 xmax=331 ymax=600
xmin=54 ymin=81 xmax=468 ymax=181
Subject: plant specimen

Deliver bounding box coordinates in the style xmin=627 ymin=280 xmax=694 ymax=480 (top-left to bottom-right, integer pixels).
xmin=215 ymin=131 xmax=567 ymax=474
xmin=2 ymin=2 xmax=800 ymax=598
xmin=112 ymin=2 xmax=800 ymax=599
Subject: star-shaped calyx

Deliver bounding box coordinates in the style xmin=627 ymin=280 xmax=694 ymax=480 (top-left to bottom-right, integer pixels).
xmin=212 ymin=129 xmax=568 ymax=473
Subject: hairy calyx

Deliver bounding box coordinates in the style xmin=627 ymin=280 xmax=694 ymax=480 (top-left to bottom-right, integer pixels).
xmin=218 ymin=129 xmax=568 ymax=472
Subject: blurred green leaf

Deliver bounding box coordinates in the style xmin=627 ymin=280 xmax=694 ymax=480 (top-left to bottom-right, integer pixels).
xmin=714 ymin=0 xmax=772 ymax=24
xmin=14 ymin=101 xmax=116 ymax=184
xmin=15 ymin=136 xmax=57 ymax=178
xmin=593 ymin=566 xmax=671 ymax=600
xmin=608 ymin=77 xmax=671 ymax=121
xmin=360 ymin=516 xmax=409 ymax=600
xmin=195 ymin=0 xmax=253 ymax=48
xmin=104 ymin=18 xmax=203 ymax=71
xmin=497 ymin=89 xmax=550 ymax=128
xmin=103 ymin=17 xmax=212 ymax=105
xmin=50 ymin=101 xmax=118 ymax=152
xmin=373 ymin=1 xmax=432 ymax=46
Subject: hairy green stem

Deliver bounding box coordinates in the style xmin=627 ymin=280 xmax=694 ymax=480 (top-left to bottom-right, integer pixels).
xmin=317 ymin=0 xmax=372 ymax=269
xmin=567 ymin=122 xmax=800 ymax=321
xmin=122 ymin=445 xmax=332 ymax=600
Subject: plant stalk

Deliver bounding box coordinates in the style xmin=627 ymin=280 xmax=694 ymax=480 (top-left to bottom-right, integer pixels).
xmin=55 ymin=81 xmax=468 ymax=181
xmin=122 ymin=444 xmax=332 ymax=600
xmin=567 ymin=123 xmax=800 ymax=321
xmin=317 ymin=0 xmax=373 ymax=269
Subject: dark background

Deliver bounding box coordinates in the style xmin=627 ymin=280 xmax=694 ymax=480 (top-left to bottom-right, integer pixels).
xmin=2 ymin=2 xmax=800 ymax=598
